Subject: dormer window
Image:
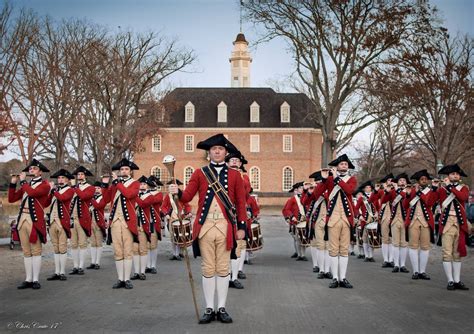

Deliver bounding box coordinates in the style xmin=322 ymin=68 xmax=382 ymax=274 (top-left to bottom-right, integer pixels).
xmin=250 ymin=101 xmax=260 ymax=123
xmin=280 ymin=102 xmax=290 ymax=123
xmin=218 ymin=101 xmax=227 ymax=122
xmin=185 ymin=101 xmax=195 ymax=122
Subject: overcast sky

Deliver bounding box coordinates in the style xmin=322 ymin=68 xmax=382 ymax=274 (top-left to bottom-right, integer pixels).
xmin=2 ymin=0 xmax=473 ymax=161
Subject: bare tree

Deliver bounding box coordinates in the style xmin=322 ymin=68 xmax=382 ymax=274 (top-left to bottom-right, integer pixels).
xmin=244 ymin=0 xmax=436 ymax=165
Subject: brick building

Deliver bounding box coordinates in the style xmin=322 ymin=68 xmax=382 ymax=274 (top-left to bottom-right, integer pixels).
xmin=134 ymin=33 xmax=323 ymax=207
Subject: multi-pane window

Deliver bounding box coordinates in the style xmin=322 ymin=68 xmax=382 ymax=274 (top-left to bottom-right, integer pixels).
xmin=250 ymin=102 xmax=259 ymax=123
xmin=184 ymin=135 xmax=194 ymax=152
xmin=280 ymin=102 xmax=290 ymax=123
xmin=282 ymin=166 xmax=294 ymax=191
xmin=250 ymin=134 xmax=260 ymax=152
xmin=218 ymin=102 xmax=227 ymax=122
xmin=249 ymin=166 xmax=260 ymax=191
xmin=185 ymin=102 xmax=195 ymax=122
xmin=283 ymin=135 xmax=293 ymax=152
xmin=152 ymin=135 xmax=161 ymax=152
xmin=184 ymin=166 xmax=194 ymax=186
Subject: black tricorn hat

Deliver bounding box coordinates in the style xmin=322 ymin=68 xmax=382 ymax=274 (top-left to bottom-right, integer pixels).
xmin=394 ymin=172 xmax=409 ymax=183
xmin=138 ymin=175 xmax=155 ymax=187
xmin=148 ymin=175 xmax=164 ymax=186
xmin=438 ymin=164 xmax=467 ymax=177
xmin=410 ymin=169 xmax=433 ymax=181
xmin=309 ymin=171 xmax=323 ymax=181
xmin=359 ymin=180 xmax=375 ymax=190
xmin=50 ymin=169 xmax=74 ymax=179
xmin=288 ymin=181 xmax=304 ymax=193
xmin=93 ymin=181 xmax=102 ymax=187
xmin=22 ymin=159 xmax=50 ymax=173
xmin=379 ymin=173 xmax=394 ymax=183
xmin=197 ymin=133 xmax=238 ymax=154
xmin=111 ymin=158 xmax=139 ymax=171
xmin=167 ymin=179 xmax=183 ymax=186
xmin=72 ymin=166 xmax=93 ymax=176
xmin=328 ymin=154 xmax=355 ymax=170
xmin=225 ymin=150 xmax=248 ymax=165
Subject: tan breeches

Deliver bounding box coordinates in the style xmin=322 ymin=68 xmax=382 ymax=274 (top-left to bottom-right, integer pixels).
xmin=391 ymin=219 xmax=408 ymax=247
xmin=199 ymin=219 xmax=230 ymax=277
xmin=90 ymin=222 xmax=103 ymax=247
xmin=148 ymin=230 xmax=158 ymax=250
xmin=442 ymin=217 xmax=460 ymax=262
xmin=70 ymin=218 xmax=88 ymax=249
xmin=49 ymin=220 xmax=67 ymax=254
xmin=133 ymin=230 xmax=148 ymax=256
xmin=111 ymin=219 xmax=134 ymax=261
xmin=236 ymin=239 xmax=246 ymax=257
xmin=328 ymin=219 xmax=350 ymax=257
xmin=18 ymin=214 xmax=42 ymax=257
xmin=314 ymin=219 xmax=328 ymax=250
xmin=408 ymin=219 xmax=431 ymax=250
xmin=381 ymin=218 xmax=391 ymax=244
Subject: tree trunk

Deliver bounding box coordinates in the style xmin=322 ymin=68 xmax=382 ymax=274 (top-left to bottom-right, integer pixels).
xmin=321 ymin=137 xmax=334 ymax=168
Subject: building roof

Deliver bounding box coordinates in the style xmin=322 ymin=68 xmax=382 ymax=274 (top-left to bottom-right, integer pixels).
xmin=163 ymin=87 xmax=321 ymax=129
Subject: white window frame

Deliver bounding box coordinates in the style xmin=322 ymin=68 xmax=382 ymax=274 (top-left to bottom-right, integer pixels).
xmin=282 ymin=166 xmax=294 ymax=192
xmin=283 ymin=135 xmax=293 ymax=152
xmin=250 ymin=134 xmax=260 ymax=153
xmin=217 ymin=101 xmax=227 ymax=123
xmin=184 ymin=135 xmax=194 ymax=152
xmin=151 ymin=135 xmax=161 ymax=152
xmin=249 ymin=166 xmax=261 ymax=191
xmin=185 ymin=101 xmax=195 ymax=123
xmin=250 ymin=101 xmax=260 ymax=123
xmin=183 ymin=166 xmax=194 ymax=187
xmin=280 ymin=102 xmax=290 ymax=123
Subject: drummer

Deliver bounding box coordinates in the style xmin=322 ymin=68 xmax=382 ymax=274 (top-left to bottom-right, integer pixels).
xmin=282 ymin=181 xmax=307 ymax=261
xmin=161 ymin=179 xmax=192 ymax=261
xmin=355 ymin=181 xmax=380 ymax=262
xmin=244 ymin=188 xmax=260 ymax=267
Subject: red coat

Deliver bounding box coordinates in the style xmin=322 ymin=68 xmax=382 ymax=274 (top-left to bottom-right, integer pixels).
xmin=135 ymin=192 xmax=155 ymax=237
xmin=322 ymin=175 xmax=357 ymax=226
xmin=150 ymin=190 xmax=164 ymax=222
xmin=108 ymin=179 xmax=140 ymax=236
xmin=355 ymin=192 xmax=380 ymax=229
xmin=242 ymin=173 xmax=251 ymax=197
xmin=48 ymin=186 xmax=75 ymax=238
xmin=91 ymin=190 xmax=109 ymax=233
xmin=179 ymin=166 xmax=247 ymax=253
xmin=8 ymin=179 xmax=50 ymax=244
xmin=70 ymin=183 xmax=95 ymax=237
xmin=404 ymin=187 xmax=438 ymax=230
xmin=437 ymin=184 xmax=470 ymax=257
xmin=161 ymin=193 xmax=192 ymax=219
xmin=282 ymin=195 xmax=303 ymax=224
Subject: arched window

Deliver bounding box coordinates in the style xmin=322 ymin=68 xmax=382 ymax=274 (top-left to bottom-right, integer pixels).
xmin=184 ymin=166 xmax=194 ymax=186
xmin=282 ymin=166 xmax=293 ymax=191
xmin=151 ymin=166 xmax=163 ymax=190
xmin=185 ymin=101 xmax=195 ymax=122
xmin=280 ymin=101 xmax=290 ymax=123
xmin=217 ymin=101 xmax=227 ymax=122
xmin=249 ymin=166 xmax=260 ymax=191
xmin=250 ymin=101 xmax=260 ymax=123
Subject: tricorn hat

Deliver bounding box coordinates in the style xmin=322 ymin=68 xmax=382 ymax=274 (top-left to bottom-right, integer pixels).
xmin=138 ymin=175 xmax=155 ymax=187
xmin=93 ymin=181 xmax=102 ymax=187
xmin=394 ymin=172 xmax=409 ymax=183
xmin=22 ymin=158 xmax=50 ymax=173
xmin=410 ymin=169 xmax=433 ymax=181
xmin=111 ymin=158 xmax=139 ymax=171
xmin=148 ymin=175 xmax=164 ymax=186
xmin=379 ymin=173 xmax=394 ymax=183
xmin=288 ymin=181 xmax=304 ymax=193
xmin=359 ymin=180 xmax=375 ymax=190
xmin=309 ymin=171 xmax=323 ymax=181
xmin=72 ymin=166 xmax=93 ymax=176
xmin=166 ymin=179 xmax=183 ymax=186
xmin=50 ymin=169 xmax=74 ymax=179
xmin=197 ymin=134 xmax=238 ymax=154
xmin=328 ymin=154 xmax=355 ymax=170
xmin=438 ymin=164 xmax=467 ymax=177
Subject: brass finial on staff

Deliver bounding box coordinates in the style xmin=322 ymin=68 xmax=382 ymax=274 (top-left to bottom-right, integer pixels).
xmin=162 ymin=155 xmax=200 ymax=322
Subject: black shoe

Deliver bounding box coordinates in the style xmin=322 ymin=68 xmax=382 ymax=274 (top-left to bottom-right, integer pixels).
xmin=364 ymin=257 xmax=371 ymax=262
xmin=86 ymin=264 xmax=96 ymax=269
xmin=77 ymin=268 xmax=84 ymax=275
xmin=301 ymin=256 xmax=308 ymax=261
xmin=392 ymin=266 xmax=400 ymax=273
xmin=238 ymin=271 xmax=246 ymax=279
xmin=454 ymin=281 xmax=469 ymax=290
xmin=419 ymin=272 xmax=430 ymax=280
xmin=313 ymin=266 xmax=320 ymax=273
xmin=357 ymin=254 xmax=364 ymax=259
xmin=179 ymin=253 xmax=184 ymax=258
xmin=139 ymin=273 xmax=146 ymax=280
xmin=150 ymin=267 xmax=157 ymax=274
xmin=329 ymin=279 xmax=339 ymax=288
xmin=389 ymin=262 xmax=395 ymax=268
xmin=244 ymin=260 xmax=248 ymax=264
xmin=169 ymin=255 xmax=179 ymax=261
xmin=291 ymin=252 xmax=298 ymax=258
xmin=47 ymin=274 xmax=61 ymax=281
xmin=32 ymin=281 xmax=41 ymax=289
xmin=412 ymin=272 xmax=419 ymax=280
xmin=400 ymin=266 xmax=410 ymax=273
xmin=447 ymin=281 xmax=455 ymax=290
xmin=296 ymin=256 xmax=303 ymax=261
xmin=124 ymin=280 xmax=133 ymax=289
xmin=59 ymin=274 xmax=67 ymax=281
xmin=199 ymin=308 xmax=215 ymax=324
xmin=145 ymin=267 xmax=151 ymax=273
xmin=216 ymin=308 xmax=233 ymax=323
xmin=324 ymin=272 xmax=333 ymax=279
xmin=339 ymin=279 xmax=353 ymax=289
xmin=112 ymin=280 xmax=125 ymax=289
xmin=350 ymin=251 xmax=356 ymax=256
xmin=382 ymin=261 xmax=391 ymax=268
xmin=130 ymin=273 xmax=140 ymax=280
xmin=69 ymin=267 xmax=79 ymax=275
xmin=229 ymin=279 xmax=244 ymax=289
xmin=369 ymin=258 xmax=375 ymax=263
xmin=94 ymin=264 xmax=100 ymax=270
xmin=317 ymin=272 xmax=325 ymax=279
xmin=17 ymin=281 xmax=33 ymax=289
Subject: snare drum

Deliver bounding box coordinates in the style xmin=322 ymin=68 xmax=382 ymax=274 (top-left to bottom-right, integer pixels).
xmin=171 ymin=219 xmax=192 ymax=247
xmin=246 ymin=223 xmax=263 ymax=251
xmin=296 ymin=222 xmax=311 ymax=247
xmin=366 ymin=222 xmax=381 ymax=248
